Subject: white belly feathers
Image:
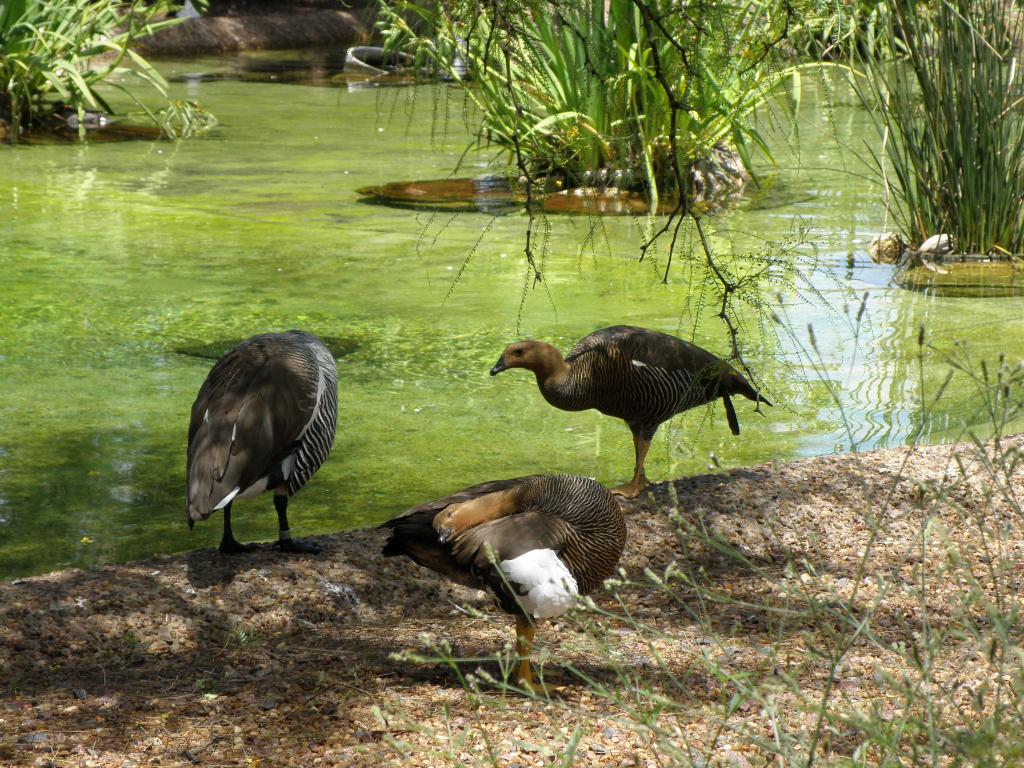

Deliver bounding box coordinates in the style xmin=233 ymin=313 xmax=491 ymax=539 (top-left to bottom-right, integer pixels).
xmin=498 ymin=549 xmax=579 ymax=619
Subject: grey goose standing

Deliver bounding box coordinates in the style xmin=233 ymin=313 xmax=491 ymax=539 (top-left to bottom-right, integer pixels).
xmin=491 ymin=325 xmax=771 ymax=498
xmin=186 ymin=330 xmax=338 ymax=554
xmin=381 ymin=474 xmax=626 ymax=692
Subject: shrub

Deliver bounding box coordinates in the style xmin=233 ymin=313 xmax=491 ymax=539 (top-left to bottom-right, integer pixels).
xmin=0 ymin=0 xmax=199 ymax=140
xmin=379 ymin=0 xmax=804 ymax=210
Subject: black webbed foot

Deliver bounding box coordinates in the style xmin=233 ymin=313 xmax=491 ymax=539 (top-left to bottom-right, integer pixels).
xmin=273 ymin=538 xmax=320 ymax=554
xmin=219 ymin=538 xmax=259 ymax=555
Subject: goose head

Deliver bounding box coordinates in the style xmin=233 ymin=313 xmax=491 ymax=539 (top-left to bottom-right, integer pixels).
xmin=491 ymin=340 xmax=566 ymax=377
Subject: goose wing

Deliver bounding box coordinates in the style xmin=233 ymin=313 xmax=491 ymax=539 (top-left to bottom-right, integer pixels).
xmin=579 ymin=326 xmax=765 ymax=400
xmin=381 ymin=480 xmax=574 ymax=609
xmin=387 ymin=476 xmax=541 ymax=521
xmin=380 ymin=477 xmax=539 ymax=587
xmin=449 ymin=512 xmax=571 ymax=570
xmin=186 ymin=341 xmax=317 ymax=523
xmin=565 ymin=326 xmax=631 ymax=361
xmin=586 ymin=326 xmax=725 ymax=372
xmin=450 ymin=512 xmax=575 ymax=615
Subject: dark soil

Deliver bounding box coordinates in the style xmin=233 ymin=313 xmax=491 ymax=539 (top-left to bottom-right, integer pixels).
xmin=2 ymin=436 xmax=1022 ymax=766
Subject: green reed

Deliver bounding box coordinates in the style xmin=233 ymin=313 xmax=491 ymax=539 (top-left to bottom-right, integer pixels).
xmin=855 ymin=0 xmax=1024 ymax=254
xmin=0 ymin=0 xmax=196 ymax=140
xmin=378 ymin=0 xmax=802 ymax=209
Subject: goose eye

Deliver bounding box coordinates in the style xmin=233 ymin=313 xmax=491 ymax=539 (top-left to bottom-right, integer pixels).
xmin=512 ymin=349 xmax=524 ymax=357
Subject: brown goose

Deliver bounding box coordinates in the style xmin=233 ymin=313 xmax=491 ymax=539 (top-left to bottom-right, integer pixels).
xmin=491 ymin=325 xmax=770 ymax=497
xmin=381 ymin=475 xmax=626 ymax=692
xmin=186 ymin=331 xmax=338 ymax=554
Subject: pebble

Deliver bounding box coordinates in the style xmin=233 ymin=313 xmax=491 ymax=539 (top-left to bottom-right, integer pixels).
xmin=918 ymin=233 xmax=954 ymax=255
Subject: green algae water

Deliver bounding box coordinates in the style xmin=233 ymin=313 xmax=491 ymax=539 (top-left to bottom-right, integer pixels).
xmin=1 ymin=54 xmax=1022 ymax=579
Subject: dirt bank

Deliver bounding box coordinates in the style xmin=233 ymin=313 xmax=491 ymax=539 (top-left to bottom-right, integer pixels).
xmin=2 ymin=436 xmax=1021 ymax=766
xmin=134 ymin=6 xmax=376 ymax=56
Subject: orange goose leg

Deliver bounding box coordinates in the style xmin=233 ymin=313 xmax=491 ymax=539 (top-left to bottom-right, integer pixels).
xmin=612 ymin=433 xmax=651 ymax=499
xmin=515 ymin=614 xmax=538 ymax=692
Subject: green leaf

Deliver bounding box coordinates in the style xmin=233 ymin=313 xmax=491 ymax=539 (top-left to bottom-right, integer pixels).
xmin=0 ymin=0 xmax=27 ymax=33
xmin=53 ymin=58 xmax=98 ymax=108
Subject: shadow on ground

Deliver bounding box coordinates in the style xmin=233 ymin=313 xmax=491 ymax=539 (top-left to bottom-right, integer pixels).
xmin=2 ymin=438 xmax=1017 ymax=765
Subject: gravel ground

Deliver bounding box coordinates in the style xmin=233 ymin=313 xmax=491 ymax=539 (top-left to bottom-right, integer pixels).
xmin=2 ymin=435 xmax=1022 ymax=767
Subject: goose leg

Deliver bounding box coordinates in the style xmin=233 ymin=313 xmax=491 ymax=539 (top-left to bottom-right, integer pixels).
xmin=612 ymin=432 xmax=651 ymax=499
xmin=515 ymin=614 xmax=539 ymax=693
xmin=219 ymin=503 xmax=258 ymax=554
xmin=273 ymin=493 xmax=320 ymax=554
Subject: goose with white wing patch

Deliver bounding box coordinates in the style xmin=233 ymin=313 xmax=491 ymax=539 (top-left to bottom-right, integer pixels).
xmin=186 ymin=331 xmax=338 ymax=554
xmin=491 ymin=325 xmax=771 ymax=498
xmin=381 ymin=474 xmax=625 ymax=692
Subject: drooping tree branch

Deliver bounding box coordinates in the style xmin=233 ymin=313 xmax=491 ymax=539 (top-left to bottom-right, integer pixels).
xmin=494 ymin=0 xmax=544 ymax=286
xmin=633 ymin=0 xmax=689 ymax=269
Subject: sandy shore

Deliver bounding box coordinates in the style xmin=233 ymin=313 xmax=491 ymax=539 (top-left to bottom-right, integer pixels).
xmin=2 ymin=435 xmax=1021 ymax=766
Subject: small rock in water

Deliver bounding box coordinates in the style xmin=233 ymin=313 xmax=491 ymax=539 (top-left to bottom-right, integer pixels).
xmin=868 ymin=233 xmax=905 ymax=264
xmin=918 ymin=233 xmax=954 ymax=255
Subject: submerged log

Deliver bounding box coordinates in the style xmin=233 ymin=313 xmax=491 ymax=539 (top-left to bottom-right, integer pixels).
xmin=868 ymin=232 xmax=1024 ymax=297
xmin=896 ymin=258 xmax=1024 ymax=297
xmin=357 ymin=147 xmax=751 ymax=216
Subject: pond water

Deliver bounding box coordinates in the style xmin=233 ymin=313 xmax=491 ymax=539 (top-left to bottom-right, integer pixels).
xmin=2 ymin=52 xmax=1022 ymax=579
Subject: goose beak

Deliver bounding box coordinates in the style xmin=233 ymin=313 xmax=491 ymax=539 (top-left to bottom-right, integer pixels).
xmin=437 ymin=526 xmax=454 ymax=544
xmin=490 ymin=356 xmax=508 ymax=376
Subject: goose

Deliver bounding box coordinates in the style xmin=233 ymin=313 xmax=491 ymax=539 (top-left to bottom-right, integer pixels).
xmin=491 ymin=325 xmax=770 ymax=498
xmin=381 ymin=474 xmax=626 ymax=692
xmin=186 ymin=330 xmax=338 ymax=554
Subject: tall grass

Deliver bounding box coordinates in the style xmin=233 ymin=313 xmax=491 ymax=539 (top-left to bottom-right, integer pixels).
xmin=379 ymin=0 xmax=801 ymax=209
xmin=855 ymin=0 xmax=1024 ymax=255
xmin=788 ymin=0 xmax=908 ymax=60
xmin=0 ymin=0 xmax=197 ymax=140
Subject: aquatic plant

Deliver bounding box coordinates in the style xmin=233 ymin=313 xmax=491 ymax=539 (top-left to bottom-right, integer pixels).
xmin=855 ymin=0 xmax=1024 ymax=255
xmin=157 ymin=99 xmax=219 ymax=139
xmin=0 ymin=0 xmax=201 ymax=141
xmin=786 ymin=0 xmax=908 ymax=59
xmin=379 ymin=0 xmax=802 ymax=211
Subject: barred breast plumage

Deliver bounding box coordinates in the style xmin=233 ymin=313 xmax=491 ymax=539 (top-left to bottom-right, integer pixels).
xmin=186 ymin=330 xmax=338 ymax=555
xmin=491 ymin=325 xmax=771 ymax=498
xmin=381 ymin=474 xmax=626 ymax=692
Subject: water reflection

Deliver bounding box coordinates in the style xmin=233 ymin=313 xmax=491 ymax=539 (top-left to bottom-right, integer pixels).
xmin=897 ymin=260 xmax=1024 ymax=298
xmin=1 ymin=63 xmax=1022 ymax=579
xmin=356 ymin=176 xmax=520 ymax=215
xmin=164 ymin=48 xmax=417 ymax=89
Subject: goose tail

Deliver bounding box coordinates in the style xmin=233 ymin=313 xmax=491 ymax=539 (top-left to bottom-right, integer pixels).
xmin=726 ymin=369 xmax=772 ymax=407
xmin=380 ymin=511 xmax=452 ymax=563
xmin=380 ymin=511 xmax=482 ymax=590
xmin=380 ymin=513 xmax=435 ymax=557
xmin=723 ymin=394 xmax=741 ymax=436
